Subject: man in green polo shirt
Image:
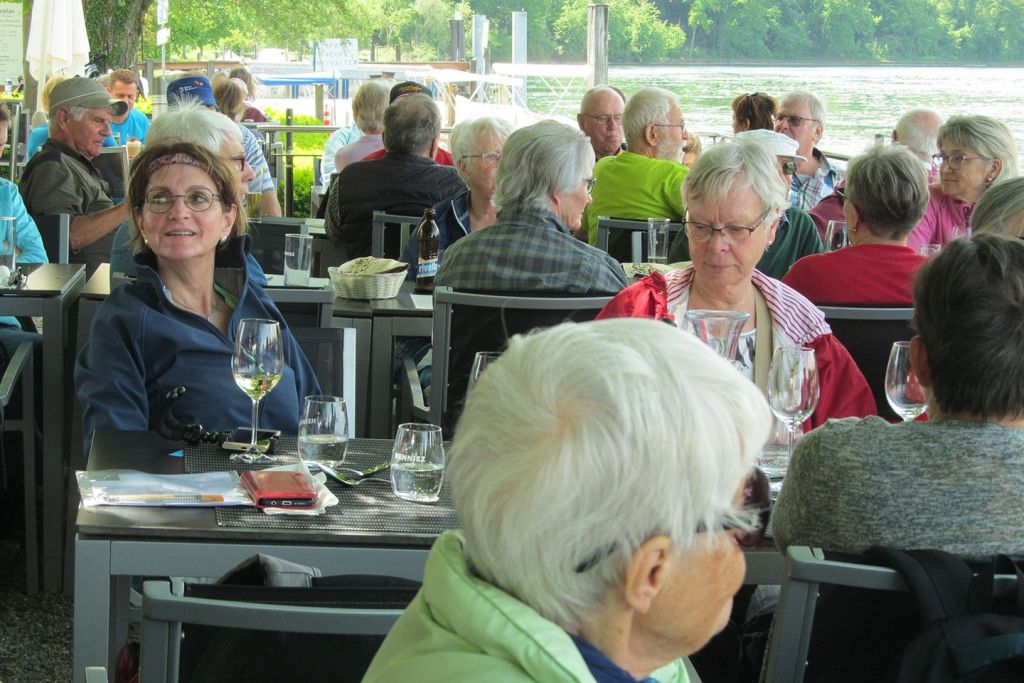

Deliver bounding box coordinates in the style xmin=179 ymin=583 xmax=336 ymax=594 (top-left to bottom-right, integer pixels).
xmin=583 ymin=86 xmax=688 ymax=262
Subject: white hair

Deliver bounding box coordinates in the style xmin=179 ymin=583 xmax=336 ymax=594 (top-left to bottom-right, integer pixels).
xmin=940 ymin=114 xmax=1019 ymax=181
xmin=684 ymin=138 xmax=789 ymax=219
xmin=492 ymin=119 xmax=594 ymax=214
xmin=894 ymin=108 xmax=943 ymax=161
xmin=972 ymin=177 xmax=1024 ymax=238
xmin=623 ymin=86 xmax=677 ymax=148
xmin=48 ymin=105 xmax=89 ymax=136
xmin=450 ymin=116 xmax=515 ymax=160
xmin=781 ymin=90 xmax=826 ymax=124
xmin=450 ymin=318 xmax=770 ymax=628
xmin=147 ymin=101 xmax=242 ymax=152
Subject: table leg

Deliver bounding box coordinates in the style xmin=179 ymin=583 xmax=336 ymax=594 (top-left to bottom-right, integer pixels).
xmin=369 ymin=316 xmax=395 ymax=438
xmin=333 ymin=317 xmax=371 ymax=437
xmin=73 ymin=537 xmax=113 ymax=683
xmin=41 ymin=296 xmax=66 ymax=592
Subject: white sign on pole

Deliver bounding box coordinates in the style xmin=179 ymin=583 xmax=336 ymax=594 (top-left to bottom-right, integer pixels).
xmin=157 ymin=0 xmax=169 ymax=26
xmin=0 ymin=4 xmax=23 ymax=82
xmin=156 ymin=27 xmax=171 ymax=46
xmin=313 ymin=39 xmax=358 ymax=71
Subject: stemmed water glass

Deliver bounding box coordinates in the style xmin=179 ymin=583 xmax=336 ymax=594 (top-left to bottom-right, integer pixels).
xmin=885 ymin=341 xmax=927 ymax=421
xmin=231 ymin=318 xmax=284 ymax=463
xmin=825 ymin=220 xmax=849 ymax=252
xmin=467 ymin=351 xmax=501 ymax=394
xmin=767 ymin=347 xmax=820 ymax=470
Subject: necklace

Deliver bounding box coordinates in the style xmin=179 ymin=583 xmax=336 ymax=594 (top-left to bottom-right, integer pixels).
xmin=167 ymin=287 xmax=218 ymax=321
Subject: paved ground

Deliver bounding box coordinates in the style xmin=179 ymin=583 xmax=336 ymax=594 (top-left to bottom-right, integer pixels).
xmin=0 ymin=540 xmax=72 ymax=682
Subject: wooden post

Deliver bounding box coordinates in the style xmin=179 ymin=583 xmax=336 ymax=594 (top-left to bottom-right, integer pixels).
xmin=314 ymin=84 xmax=324 ymax=125
xmin=395 ymin=43 xmax=402 ymax=62
xmin=587 ymin=4 xmax=609 ymax=88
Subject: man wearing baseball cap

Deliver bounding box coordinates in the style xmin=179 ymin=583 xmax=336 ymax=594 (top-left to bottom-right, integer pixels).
xmin=20 ymin=77 xmax=131 ymax=275
xmin=166 ymin=74 xmax=281 ymax=217
xmin=358 ymin=81 xmax=454 ymax=166
xmin=665 ymin=128 xmax=823 ymax=279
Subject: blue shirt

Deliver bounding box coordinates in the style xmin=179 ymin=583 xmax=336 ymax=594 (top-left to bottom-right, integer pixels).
xmin=239 ymin=124 xmax=275 ymax=195
xmin=0 ymin=179 xmax=48 ymax=329
xmin=25 ymin=125 xmax=116 ymax=160
xmin=109 ymin=108 xmax=150 ymax=143
xmin=568 ymin=634 xmax=660 ymax=683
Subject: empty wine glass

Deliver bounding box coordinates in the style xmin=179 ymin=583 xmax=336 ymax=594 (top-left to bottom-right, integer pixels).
xmin=825 ymin=220 xmax=849 ymax=252
xmin=767 ymin=347 xmax=820 ymax=472
xmin=231 ymin=319 xmax=284 ymax=463
xmin=885 ymin=341 xmax=926 ymax=421
xmin=468 ymin=351 xmax=501 ymax=394
xmin=684 ymin=310 xmax=750 ymax=362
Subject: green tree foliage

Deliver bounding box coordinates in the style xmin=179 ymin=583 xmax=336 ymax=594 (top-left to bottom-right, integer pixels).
xmin=554 ymin=0 xmax=685 ymax=62
xmin=82 ymin=0 xmax=1024 ymax=67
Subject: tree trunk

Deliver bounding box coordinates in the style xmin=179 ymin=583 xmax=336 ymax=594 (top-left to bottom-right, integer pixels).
xmin=84 ymin=0 xmax=154 ymax=70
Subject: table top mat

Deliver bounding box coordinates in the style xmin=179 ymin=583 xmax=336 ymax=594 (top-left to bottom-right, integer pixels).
xmin=185 ymin=438 xmax=458 ymax=534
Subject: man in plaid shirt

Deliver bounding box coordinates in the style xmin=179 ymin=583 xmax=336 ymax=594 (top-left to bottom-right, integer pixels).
xmin=775 ymin=91 xmax=844 ymax=211
xmin=436 ymin=120 xmax=627 ymax=295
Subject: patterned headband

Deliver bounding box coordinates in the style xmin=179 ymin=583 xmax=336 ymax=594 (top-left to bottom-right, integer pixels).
xmin=147 ymin=152 xmax=206 ymax=176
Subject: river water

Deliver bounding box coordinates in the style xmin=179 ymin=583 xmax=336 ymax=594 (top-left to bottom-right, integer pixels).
xmin=523 ymin=65 xmax=1024 ymax=160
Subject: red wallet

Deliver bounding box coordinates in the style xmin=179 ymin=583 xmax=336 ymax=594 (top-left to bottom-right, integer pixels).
xmin=241 ymin=470 xmax=318 ymax=510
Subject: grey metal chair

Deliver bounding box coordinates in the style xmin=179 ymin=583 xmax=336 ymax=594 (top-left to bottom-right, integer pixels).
xmin=817 ymin=306 xmax=914 ymax=420
xmin=248 ymin=217 xmax=309 ymax=275
xmin=30 ymin=213 xmax=71 ymax=264
xmin=140 ymin=578 xmax=409 ymax=682
xmin=595 ymin=216 xmax=683 ymax=263
xmin=290 ymin=326 xmax=349 ymax=418
xmin=401 ymin=287 xmax=612 ymax=432
xmin=0 ymin=342 xmax=36 ymax=592
xmin=370 ymin=211 xmax=419 ymax=260
xmin=763 ymin=545 xmax=1018 ymax=682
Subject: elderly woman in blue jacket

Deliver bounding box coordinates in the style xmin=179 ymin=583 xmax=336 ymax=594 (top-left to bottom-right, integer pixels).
xmin=364 ymin=317 xmax=770 ymax=682
xmin=76 ymin=141 xmax=317 ymax=455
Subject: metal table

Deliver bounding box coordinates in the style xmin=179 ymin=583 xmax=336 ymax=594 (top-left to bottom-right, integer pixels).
xmin=73 ymin=429 xmax=453 ymax=681
xmin=0 ymin=263 xmax=86 ymax=592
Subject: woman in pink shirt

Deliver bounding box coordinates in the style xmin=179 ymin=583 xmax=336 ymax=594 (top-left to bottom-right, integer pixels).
xmin=907 ymin=115 xmax=1018 ymax=251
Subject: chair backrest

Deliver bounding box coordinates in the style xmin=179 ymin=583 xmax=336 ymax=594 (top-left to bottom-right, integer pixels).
xmin=431 ymin=286 xmax=612 ymax=431
xmin=763 ymin=546 xmax=1019 ymax=682
xmin=817 ymin=306 xmax=915 ymax=420
xmin=290 ymin=327 xmax=349 ymax=427
xmin=248 ymin=217 xmax=309 ymax=275
xmin=30 ymin=213 xmax=70 ymax=264
xmin=141 ymin=577 xmax=415 ymax=683
xmin=595 ymin=216 xmax=684 ymax=263
xmin=371 ymin=211 xmax=420 ymax=260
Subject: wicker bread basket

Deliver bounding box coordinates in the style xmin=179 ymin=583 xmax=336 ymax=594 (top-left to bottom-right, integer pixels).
xmin=329 ymin=258 xmax=408 ymax=300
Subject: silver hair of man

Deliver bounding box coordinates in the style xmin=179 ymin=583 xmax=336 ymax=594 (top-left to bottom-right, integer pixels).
xmin=450 ymin=116 xmax=515 ymax=161
xmin=492 ymin=119 xmax=595 ymax=215
xmin=940 ymin=114 xmax=1019 ymax=180
xmin=381 ymin=93 xmax=441 ymax=157
xmin=845 ymin=143 xmax=930 ymax=240
xmin=147 ymin=101 xmax=242 ymax=151
xmin=781 ymin=90 xmax=827 ymax=124
xmin=48 ymin=105 xmax=92 ymax=136
xmin=623 ymin=86 xmax=678 ymax=149
xmin=351 ymin=80 xmax=390 ymax=133
xmin=894 ymin=107 xmax=943 ymax=161
xmin=972 ymin=177 xmax=1024 ymax=238
xmin=684 ymin=137 xmax=788 ymax=218
xmin=450 ymin=318 xmax=770 ymax=628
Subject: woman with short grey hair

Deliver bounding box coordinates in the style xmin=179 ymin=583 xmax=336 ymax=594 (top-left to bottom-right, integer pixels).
xmin=908 ymin=114 xmax=1019 ymax=250
xmin=970 ymin=176 xmax=1024 ymax=238
xmin=364 ymin=317 xmax=770 ymax=682
xmin=784 ymin=144 xmax=930 ymax=306
xmin=600 ymin=139 xmax=875 ymax=427
xmin=402 ymin=117 xmax=515 ymax=279
xmin=333 ymin=79 xmax=390 ymax=174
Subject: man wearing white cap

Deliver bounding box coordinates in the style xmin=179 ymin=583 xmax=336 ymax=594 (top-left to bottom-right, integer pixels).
xmin=666 ymin=128 xmax=822 ymax=279
xmin=20 ymin=77 xmax=131 ymax=275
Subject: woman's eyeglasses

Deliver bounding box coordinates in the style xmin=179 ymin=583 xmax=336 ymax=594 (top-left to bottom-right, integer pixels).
xmin=932 ymin=153 xmax=985 ymax=170
xmin=463 ymin=151 xmax=502 ymax=164
xmin=584 ymin=177 xmax=597 ymax=194
xmin=684 ymin=210 xmax=771 ymax=244
xmin=144 ymin=188 xmax=222 ymax=213
xmin=229 ymin=155 xmax=246 ymax=172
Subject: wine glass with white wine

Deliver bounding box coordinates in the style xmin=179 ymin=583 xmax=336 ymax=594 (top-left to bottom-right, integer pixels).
xmin=766 ymin=347 xmax=820 ymax=476
xmin=231 ymin=318 xmax=284 ymax=463
xmin=885 ymin=341 xmax=927 ymax=421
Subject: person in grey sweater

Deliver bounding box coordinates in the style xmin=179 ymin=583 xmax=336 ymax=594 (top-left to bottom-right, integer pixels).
xmin=773 ymin=233 xmax=1024 ymax=560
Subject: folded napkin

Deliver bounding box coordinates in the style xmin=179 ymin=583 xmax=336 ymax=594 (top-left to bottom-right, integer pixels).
xmin=338 ymin=257 xmax=408 ymax=275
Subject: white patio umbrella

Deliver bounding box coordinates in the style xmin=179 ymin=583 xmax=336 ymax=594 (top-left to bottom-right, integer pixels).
xmin=26 ymin=0 xmax=91 ymax=112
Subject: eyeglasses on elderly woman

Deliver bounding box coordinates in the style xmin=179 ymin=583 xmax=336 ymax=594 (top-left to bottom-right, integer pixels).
xmin=932 ymin=153 xmax=987 ymax=170
xmin=144 ymin=188 xmax=223 ymax=213
xmin=684 ymin=209 xmax=772 ymax=244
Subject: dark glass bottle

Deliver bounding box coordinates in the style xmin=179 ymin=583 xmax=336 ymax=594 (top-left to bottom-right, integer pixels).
xmin=415 ymin=208 xmax=440 ymax=293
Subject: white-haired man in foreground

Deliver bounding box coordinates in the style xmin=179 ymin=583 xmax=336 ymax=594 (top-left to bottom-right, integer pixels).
xmin=364 ymin=317 xmax=771 ymax=682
